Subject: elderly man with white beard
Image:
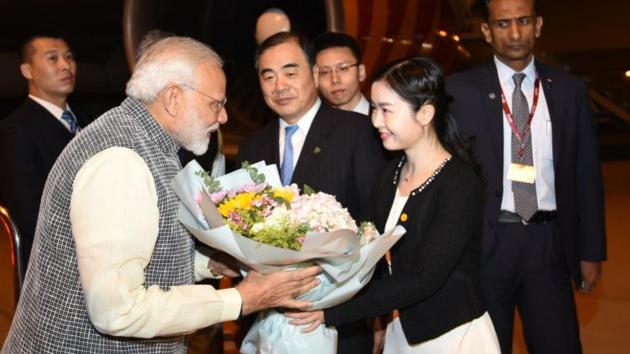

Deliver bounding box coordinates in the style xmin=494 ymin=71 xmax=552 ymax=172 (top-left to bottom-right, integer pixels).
xmin=2 ymin=36 xmax=320 ymax=354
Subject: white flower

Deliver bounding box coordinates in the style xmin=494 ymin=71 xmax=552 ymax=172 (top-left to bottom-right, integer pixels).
xmin=250 ymin=223 xmax=265 ymax=234
xmin=289 ymin=192 xmax=358 ymax=233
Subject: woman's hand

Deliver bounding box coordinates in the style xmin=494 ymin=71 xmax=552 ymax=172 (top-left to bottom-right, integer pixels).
xmin=286 ymin=310 xmax=325 ymax=333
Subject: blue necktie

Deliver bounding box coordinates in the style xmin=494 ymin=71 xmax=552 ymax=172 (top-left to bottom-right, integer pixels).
xmin=281 ymin=125 xmax=299 ymax=185
xmin=61 ymin=110 xmax=78 ymax=134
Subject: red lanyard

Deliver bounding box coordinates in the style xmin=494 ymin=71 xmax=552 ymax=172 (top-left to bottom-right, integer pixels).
xmin=499 ymin=76 xmax=540 ymax=159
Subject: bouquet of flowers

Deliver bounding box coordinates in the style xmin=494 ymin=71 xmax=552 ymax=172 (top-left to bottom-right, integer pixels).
xmin=172 ymin=160 xmax=404 ymax=354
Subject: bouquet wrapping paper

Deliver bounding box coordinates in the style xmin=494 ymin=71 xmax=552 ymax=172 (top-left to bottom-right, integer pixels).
xmin=172 ymin=160 xmax=404 ymax=354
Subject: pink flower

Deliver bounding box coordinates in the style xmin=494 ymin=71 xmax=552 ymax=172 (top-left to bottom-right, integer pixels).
xmin=210 ymin=190 xmax=228 ymax=204
xmin=208 ymin=177 xmax=363 ymax=250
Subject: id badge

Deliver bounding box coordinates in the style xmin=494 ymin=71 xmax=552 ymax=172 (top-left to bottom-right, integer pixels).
xmin=507 ymin=163 xmax=536 ymax=184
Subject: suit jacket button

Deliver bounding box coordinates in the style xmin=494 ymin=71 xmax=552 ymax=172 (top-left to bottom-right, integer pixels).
xmin=495 ymin=191 xmax=501 ymax=198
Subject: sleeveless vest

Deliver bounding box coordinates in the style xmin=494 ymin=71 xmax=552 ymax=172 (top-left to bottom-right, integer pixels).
xmin=3 ymin=97 xmax=194 ymax=353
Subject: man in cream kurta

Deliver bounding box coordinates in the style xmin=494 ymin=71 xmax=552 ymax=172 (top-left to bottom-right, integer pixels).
xmin=2 ymin=36 xmax=319 ymax=354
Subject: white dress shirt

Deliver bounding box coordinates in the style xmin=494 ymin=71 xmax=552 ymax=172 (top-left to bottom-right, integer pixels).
xmin=495 ymin=57 xmax=557 ymax=212
xmin=352 ymin=95 xmax=370 ymax=116
xmin=29 ymin=94 xmax=79 ymax=133
xmin=70 ymin=147 xmax=241 ymax=337
xmin=278 ymin=98 xmax=321 ymax=168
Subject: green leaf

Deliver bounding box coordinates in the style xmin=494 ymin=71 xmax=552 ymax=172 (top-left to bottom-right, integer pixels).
xmin=303 ymin=184 xmax=317 ymax=195
xmin=241 ymin=161 xmax=266 ymax=184
xmin=195 ymin=170 xmax=222 ymax=193
xmin=273 ymin=196 xmax=291 ymax=207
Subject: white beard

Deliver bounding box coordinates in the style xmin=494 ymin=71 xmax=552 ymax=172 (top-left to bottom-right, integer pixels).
xmin=173 ymin=105 xmax=216 ymax=156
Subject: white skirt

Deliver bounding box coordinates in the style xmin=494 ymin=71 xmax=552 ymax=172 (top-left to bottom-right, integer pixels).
xmin=383 ymin=312 xmax=500 ymax=354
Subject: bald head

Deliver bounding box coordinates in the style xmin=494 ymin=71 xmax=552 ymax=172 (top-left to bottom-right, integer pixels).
xmin=255 ymin=8 xmax=291 ymax=45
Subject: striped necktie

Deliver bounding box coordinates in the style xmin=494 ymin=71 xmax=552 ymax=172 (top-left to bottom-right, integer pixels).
xmin=61 ymin=110 xmax=78 ymax=134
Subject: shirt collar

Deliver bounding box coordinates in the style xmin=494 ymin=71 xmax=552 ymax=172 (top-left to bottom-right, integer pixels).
xmin=494 ymin=56 xmax=536 ymax=89
xmin=279 ymin=98 xmax=321 ymax=134
xmin=122 ymin=97 xmax=180 ymax=156
xmin=352 ymin=95 xmax=370 ymax=116
xmin=29 ymin=94 xmax=72 ymax=119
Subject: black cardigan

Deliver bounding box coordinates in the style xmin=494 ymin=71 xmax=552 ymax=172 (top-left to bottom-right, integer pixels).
xmin=324 ymin=157 xmax=486 ymax=344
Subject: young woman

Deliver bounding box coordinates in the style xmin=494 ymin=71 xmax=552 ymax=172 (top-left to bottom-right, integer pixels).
xmin=288 ymin=57 xmax=500 ymax=353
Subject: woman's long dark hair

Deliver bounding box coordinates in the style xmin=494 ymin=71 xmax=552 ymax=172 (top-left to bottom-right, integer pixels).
xmin=372 ymin=57 xmax=479 ymax=175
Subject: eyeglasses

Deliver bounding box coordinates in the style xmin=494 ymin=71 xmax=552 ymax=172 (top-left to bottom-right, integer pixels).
xmin=181 ymin=83 xmax=227 ymax=113
xmin=318 ymin=63 xmax=359 ymax=78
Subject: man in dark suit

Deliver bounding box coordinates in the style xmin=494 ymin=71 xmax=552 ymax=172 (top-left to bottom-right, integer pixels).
xmin=313 ymin=32 xmax=370 ymax=116
xmin=0 ymin=28 xmax=81 ymax=268
xmin=446 ymin=0 xmax=606 ymax=353
xmin=239 ymin=31 xmax=386 ymax=353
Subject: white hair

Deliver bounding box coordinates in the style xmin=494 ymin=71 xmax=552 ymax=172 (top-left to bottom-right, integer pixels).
xmin=126 ymin=36 xmax=223 ymax=104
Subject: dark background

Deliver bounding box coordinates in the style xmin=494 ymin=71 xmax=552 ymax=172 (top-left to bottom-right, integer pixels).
xmin=0 ymin=0 xmax=628 ymax=158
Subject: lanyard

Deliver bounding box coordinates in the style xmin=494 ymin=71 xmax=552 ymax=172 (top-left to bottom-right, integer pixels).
xmin=500 ymin=76 xmax=540 ymax=159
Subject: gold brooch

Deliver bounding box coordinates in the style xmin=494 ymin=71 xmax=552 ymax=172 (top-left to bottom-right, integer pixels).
xmin=400 ymin=213 xmax=408 ymax=222
xmin=314 ymin=146 xmax=321 ymax=154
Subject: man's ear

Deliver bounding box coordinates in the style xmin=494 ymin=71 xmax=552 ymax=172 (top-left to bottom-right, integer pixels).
xmin=481 ymin=22 xmax=492 ymax=44
xmin=358 ymin=64 xmax=366 ymax=82
xmin=162 ymin=84 xmax=183 ymax=117
xmin=312 ymin=65 xmax=319 ymax=88
xmin=20 ymin=63 xmax=33 ymax=80
xmin=535 ymin=16 xmax=543 ymax=38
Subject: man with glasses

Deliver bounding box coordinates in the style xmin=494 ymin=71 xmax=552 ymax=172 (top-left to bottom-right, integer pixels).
xmin=238 ymin=31 xmax=387 ymax=353
xmin=2 ymin=36 xmax=321 ymax=353
xmin=313 ymin=32 xmax=369 ymax=115
xmin=136 ymin=29 xmax=227 ymax=179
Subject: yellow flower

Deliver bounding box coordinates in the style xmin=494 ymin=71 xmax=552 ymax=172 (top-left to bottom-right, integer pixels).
xmin=273 ymin=187 xmax=296 ymax=202
xmin=400 ymin=213 xmax=408 ymax=222
xmin=218 ymin=192 xmax=256 ymax=216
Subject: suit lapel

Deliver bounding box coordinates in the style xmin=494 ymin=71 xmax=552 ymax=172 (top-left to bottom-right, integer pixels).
xmin=26 ymin=98 xmax=75 ymax=139
xmin=291 ymin=104 xmax=339 ymax=183
xmin=536 ymin=60 xmax=562 ymax=171
xmin=249 ymin=120 xmax=280 ymax=171
xmin=478 ymin=62 xmax=504 ymax=171
xmin=268 ymin=120 xmax=281 ymax=168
